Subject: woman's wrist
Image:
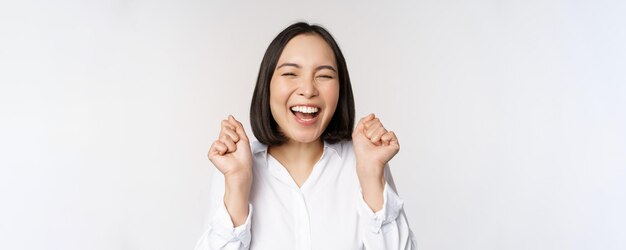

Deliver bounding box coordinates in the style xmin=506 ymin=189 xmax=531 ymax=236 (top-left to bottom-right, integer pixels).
xmin=225 ymin=169 xmax=253 ymax=184
xmin=356 ymin=160 xmax=384 ymax=180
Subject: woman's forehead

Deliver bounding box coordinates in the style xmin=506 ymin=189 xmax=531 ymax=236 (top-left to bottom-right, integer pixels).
xmin=277 ymin=34 xmax=337 ymax=68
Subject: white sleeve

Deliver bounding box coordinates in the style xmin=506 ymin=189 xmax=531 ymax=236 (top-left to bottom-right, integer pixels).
xmin=357 ymin=164 xmax=417 ymax=249
xmin=194 ymin=168 xmax=253 ymax=250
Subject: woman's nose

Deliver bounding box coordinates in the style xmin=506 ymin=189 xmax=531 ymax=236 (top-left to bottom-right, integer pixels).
xmin=297 ymin=76 xmax=318 ymax=98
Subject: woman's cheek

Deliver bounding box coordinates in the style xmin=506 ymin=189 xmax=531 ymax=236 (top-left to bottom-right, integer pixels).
xmin=271 ymin=79 xmax=292 ymax=97
xmin=327 ymin=83 xmax=340 ymax=106
xmin=323 ymin=84 xmax=340 ymax=120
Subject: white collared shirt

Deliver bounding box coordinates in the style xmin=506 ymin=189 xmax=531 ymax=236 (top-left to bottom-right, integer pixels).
xmin=194 ymin=140 xmax=416 ymax=250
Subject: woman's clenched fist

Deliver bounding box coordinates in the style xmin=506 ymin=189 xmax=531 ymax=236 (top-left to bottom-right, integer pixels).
xmin=208 ymin=115 xmax=253 ymax=179
xmin=352 ymin=113 xmax=400 ymax=174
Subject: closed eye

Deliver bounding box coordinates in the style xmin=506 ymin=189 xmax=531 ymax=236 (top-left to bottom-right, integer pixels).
xmin=282 ymin=72 xmax=296 ymax=76
xmin=317 ymin=75 xmax=333 ymax=79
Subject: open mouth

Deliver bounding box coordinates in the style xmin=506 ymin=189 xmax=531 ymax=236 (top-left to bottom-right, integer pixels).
xmin=290 ymin=105 xmax=321 ymax=121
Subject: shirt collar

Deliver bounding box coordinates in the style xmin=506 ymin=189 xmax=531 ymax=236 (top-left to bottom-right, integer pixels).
xmin=323 ymin=140 xmax=343 ymax=159
xmin=251 ymin=140 xmax=269 ymax=161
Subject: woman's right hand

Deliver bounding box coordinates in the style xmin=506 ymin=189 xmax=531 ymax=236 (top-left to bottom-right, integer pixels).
xmin=208 ymin=115 xmax=253 ymax=181
xmin=208 ymin=115 xmax=253 ymax=226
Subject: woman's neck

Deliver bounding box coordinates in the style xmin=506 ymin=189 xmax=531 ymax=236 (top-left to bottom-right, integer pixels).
xmin=268 ymin=139 xmax=324 ymax=170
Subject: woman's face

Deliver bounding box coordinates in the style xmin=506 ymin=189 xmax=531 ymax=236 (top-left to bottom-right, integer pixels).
xmin=269 ymin=34 xmax=340 ymax=144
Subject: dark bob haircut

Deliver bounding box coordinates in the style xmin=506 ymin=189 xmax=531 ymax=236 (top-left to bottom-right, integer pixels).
xmin=250 ymin=22 xmax=355 ymax=146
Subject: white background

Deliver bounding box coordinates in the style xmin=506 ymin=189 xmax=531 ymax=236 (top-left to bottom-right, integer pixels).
xmin=1 ymin=0 xmax=625 ymax=249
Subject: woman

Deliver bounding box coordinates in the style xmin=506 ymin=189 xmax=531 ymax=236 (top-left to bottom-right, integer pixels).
xmin=195 ymin=22 xmax=416 ymax=249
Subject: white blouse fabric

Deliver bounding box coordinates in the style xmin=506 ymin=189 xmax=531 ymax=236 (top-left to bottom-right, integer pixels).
xmin=194 ymin=140 xmax=417 ymax=250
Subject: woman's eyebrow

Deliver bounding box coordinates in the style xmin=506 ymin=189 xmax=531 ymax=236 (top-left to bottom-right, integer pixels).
xmin=316 ymin=65 xmax=337 ymax=72
xmin=277 ymin=63 xmax=337 ymax=72
xmin=277 ymin=62 xmax=301 ymax=69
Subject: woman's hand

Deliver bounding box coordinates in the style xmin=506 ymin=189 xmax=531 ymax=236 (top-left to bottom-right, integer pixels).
xmin=352 ymin=113 xmax=400 ymax=211
xmin=352 ymin=113 xmax=400 ymax=173
xmin=208 ymin=115 xmax=253 ymax=180
xmin=208 ymin=115 xmax=253 ymax=226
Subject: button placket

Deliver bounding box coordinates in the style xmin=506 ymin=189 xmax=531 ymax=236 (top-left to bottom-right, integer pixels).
xmin=293 ymin=189 xmax=312 ymax=250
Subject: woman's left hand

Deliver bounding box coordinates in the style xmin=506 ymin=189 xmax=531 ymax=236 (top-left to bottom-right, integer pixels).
xmin=352 ymin=113 xmax=400 ymax=176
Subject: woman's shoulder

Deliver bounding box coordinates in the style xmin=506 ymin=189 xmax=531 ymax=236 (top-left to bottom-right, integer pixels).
xmin=325 ymin=139 xmax=354 ymax=158
xmin=250 ymin=139 xmax=268 ymax=153
xmin=336 ymin=139 xmax=354 ymax=149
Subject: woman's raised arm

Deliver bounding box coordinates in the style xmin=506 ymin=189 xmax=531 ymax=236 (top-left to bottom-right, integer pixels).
xmin=195 ymin=115 xmax=254 ymax=250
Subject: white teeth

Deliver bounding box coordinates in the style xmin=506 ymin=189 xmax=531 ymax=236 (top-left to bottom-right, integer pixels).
xmin=290 ymin=106 xmax=319 ymax=113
